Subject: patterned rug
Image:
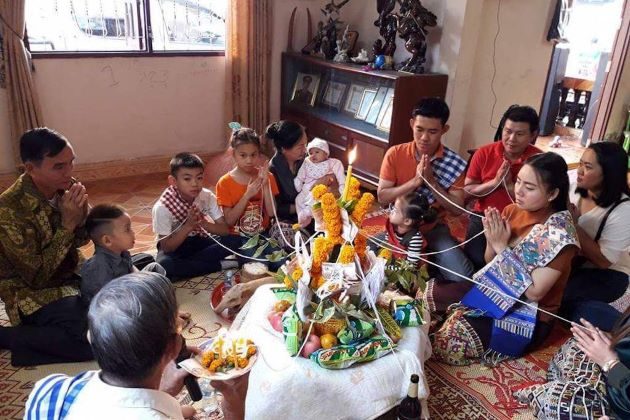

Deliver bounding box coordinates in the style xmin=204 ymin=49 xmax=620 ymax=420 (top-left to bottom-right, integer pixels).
xmin=425 ymin=327 xmax=571 ymax=419
xmin=0 ymin=212 xmax=567 ymax=419
xmin=0 ymin=272 xmax=230 ymax=419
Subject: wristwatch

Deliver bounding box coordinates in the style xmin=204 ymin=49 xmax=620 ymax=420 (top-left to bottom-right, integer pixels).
xmin=602 ymin=358 xmax=620 ymax=373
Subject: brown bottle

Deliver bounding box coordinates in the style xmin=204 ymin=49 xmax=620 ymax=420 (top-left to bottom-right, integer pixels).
xmin=397 ymin=374 xmax=421 ymax=420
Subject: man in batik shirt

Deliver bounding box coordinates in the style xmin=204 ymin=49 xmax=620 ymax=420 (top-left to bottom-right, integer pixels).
xmin=0 ymin=128 xmax=93 ymax=366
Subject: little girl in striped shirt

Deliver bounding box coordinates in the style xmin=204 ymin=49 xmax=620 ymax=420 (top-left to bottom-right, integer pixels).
xmin=385 ymin=192 xmax=437 ymax=265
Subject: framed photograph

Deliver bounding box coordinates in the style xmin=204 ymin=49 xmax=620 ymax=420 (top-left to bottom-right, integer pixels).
xmin=322 ymin=81 xmax=348 ymax=109
xmin=376 ymin=88 xmax=395 ymax=126
xmin=344 ymin=84 xmax=366 ymax=114
xmin=290 ymin=72 xmax=321 ymax=107
xmin=376 ymin=94 xmax=394 ymax=132
xmin=365 ymin=86 xmax=388 ymax=125
xmin=355 ymin=89 xmax=377 ymax=120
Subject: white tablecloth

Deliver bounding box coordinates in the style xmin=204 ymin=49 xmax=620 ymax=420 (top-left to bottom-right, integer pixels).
xmin=233 ymin=285 xmax=431 ymax=420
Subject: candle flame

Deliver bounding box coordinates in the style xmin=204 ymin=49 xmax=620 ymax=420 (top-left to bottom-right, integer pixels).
xmin=348 ymin=147 xmax=357 ymax=165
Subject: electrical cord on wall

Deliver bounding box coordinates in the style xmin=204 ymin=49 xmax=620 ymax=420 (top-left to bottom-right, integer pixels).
xmin=489 ymin=0 xmax=502 ymax=129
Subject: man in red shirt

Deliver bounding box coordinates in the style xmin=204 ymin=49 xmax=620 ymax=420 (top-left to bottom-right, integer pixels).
xmin=378 ymin=98 xmax=473 ymax=282
xmin=463 ymin=105 xmax=542 ymax=269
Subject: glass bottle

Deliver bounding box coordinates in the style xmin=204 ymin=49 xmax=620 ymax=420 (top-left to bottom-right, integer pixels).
xmin=398 ymin=374 xmax=421 ymax=420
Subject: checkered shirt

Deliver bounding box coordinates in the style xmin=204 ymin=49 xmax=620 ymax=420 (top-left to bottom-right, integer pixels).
xmin=158 ymin=185 xmax=208 ymax=237
xmin=417 ymin=146 xmax=467 ymax=204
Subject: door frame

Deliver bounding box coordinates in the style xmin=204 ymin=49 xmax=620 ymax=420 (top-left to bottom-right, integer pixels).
xmin=589 ymin=0 xmax=629 ymax=141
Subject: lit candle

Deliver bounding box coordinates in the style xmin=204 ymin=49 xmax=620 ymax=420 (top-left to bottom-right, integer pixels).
xmin=342 ymin=147 xmax=357 ymax=201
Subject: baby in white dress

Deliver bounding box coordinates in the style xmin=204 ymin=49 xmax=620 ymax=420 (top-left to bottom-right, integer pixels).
xmin=294 ymin=138 xmax=345 ymax=226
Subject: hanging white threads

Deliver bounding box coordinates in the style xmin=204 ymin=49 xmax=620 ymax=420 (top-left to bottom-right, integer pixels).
xmin=364 ymin=233 xmax=589 ymax=331
xmin=355 ymin=254 xmax=407 ymax=376
xmin=267 ymin=182 xmax=293 ymax=248
xmin=451 ymin=164 xmax=511 ymax=198
xmin=419 ymin=174 xmax=481 ymax=219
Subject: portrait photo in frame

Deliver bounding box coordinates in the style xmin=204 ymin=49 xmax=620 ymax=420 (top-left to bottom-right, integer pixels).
xmin=376 ymin=88 xmax=395 ymax=125
xmin=355 ymin=89 xmax=377 ymax=120
xmin=322 ymin=81 xmax=348 ymax=109
xmin=290 ymin=72 xmax=321 ymax=107
xmin=343 ymin=84 xmax=366 ymax=115
xmin=365 ymin=86 xmax=388 ymax=125
xmin=376 ymin=94 xmax=394 ymax=132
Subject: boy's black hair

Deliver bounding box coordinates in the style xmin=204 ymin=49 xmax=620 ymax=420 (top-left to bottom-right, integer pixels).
xmin=411 ymin=97 xmax=450 ymax=126
xmin=86 ymin=204 xmax=126 ymax=242
xmin=169 ymin=152 xmax=205 ymax=177
xmin=402 ymin=192 xmax=438 ymax=228
xmin=19 ymin=127 xmax=69 ymax=164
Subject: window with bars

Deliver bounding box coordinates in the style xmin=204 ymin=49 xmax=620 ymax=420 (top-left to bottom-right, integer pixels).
xmin=25 ymin=0 xmax=227 ymax=55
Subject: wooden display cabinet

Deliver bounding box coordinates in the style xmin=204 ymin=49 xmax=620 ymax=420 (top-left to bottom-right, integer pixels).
xmin=281 ymin=52 xmax=448 ymax=185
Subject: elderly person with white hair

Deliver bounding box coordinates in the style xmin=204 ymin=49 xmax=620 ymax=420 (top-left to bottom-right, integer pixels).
xmin=24 ymin=272 xmax=249 ymax=420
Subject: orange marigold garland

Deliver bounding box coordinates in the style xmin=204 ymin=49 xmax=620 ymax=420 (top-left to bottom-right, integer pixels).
xmin=346 ymin=177 xmax=361 ymax=201
xmin=312 ymin=184 xmax=328 ymax=202
xmin=311 ymin=236 xmax=333 ymax=275
xmin=338 ymin=244 xmax=355 ymax=264
xmin=354 ymin=231 xmax=368 ymax=265
xmin=320 ymin=192 xmax=342 ymax=244
xmin=351 ymin=192 xmax=375 ymax=227
xmin=378 ymin=248 xmax=393 ymax=261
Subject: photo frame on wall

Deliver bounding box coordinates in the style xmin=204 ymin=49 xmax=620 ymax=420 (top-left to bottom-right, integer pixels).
xmin=365 ymin=86 xmax=388 ymax=125
xmin=290 ymin=72 xmax=321 ymax=107
xmin=344 ymin=84 xmax=366 ymax=115
xmin=322 ymin=81 xmax=348 ymax=109
xmin=376 ymin=94 xmax=394 ymax=132
xmin=355 ymin=89 xmax=377 ymax=120
xmin=376 ymin=88 xmax=395 ymax=125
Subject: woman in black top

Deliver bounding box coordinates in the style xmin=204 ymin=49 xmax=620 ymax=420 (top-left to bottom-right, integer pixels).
xmin=265 ymin=121 xmax=337 ymax=223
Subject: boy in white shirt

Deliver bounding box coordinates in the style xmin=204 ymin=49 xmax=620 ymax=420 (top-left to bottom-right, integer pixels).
xmin=152 ymin=153 xmax=240 ymax=278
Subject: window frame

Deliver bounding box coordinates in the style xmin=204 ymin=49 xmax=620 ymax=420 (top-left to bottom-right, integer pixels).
xmin=27 ymin=0 xmax=226 ymax=59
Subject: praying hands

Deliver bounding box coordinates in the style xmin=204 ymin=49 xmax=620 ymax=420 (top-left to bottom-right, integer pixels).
xmin=571 ymin=318 xmax=618 ymax=368
xmin=483 ymin=207 xmax=511 ymax=255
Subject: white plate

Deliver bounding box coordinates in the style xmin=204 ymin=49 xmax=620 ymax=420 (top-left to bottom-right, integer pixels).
xmin=178 ymin=338 xmax=257 ymax=381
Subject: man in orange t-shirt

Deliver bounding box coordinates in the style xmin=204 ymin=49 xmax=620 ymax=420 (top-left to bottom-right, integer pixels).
xmin=463 ymin=105 xmax=542 ymax=270
xmin=378 ymin=97 xmax=473 ymax=282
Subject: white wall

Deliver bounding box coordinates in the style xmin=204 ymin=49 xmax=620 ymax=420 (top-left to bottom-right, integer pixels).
xmin=36 ymin=56 xmax=226 ymax=165
xmin=0 ymin=0 xmax=318 ymax=175
xmin=270 ymin=0 xmax=325 ymax=121
xmin=460 ymin=0 xmax=556 ymax=151
xmin=317 ymin=0 xmax=556 ymax=152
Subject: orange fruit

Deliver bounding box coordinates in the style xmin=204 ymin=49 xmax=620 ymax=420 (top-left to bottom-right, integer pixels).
xmin=320 ymin=333 xmax=338 ymax=349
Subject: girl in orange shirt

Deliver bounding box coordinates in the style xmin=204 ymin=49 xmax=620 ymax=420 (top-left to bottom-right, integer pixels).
xmin=216 ymin=128 xmax=282 ymax=268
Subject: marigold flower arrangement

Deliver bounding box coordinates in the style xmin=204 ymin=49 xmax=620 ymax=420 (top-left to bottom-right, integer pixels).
xmin=354 ymin=231 xmax=368 ymax=265
xmin=266 ymin=173 xmax=426 ymax=370
xmin=312 ymin=184 xmax=329 ymax=202
xmin=320 ymin=192 xmax=342 ymax=244
xmin=346 ymin=177 xmax=361 ymax=201
xmin=351 ymin=192 xmax=375 ymax=227
xmin=338 ymin=244 xmax=355 ymax=264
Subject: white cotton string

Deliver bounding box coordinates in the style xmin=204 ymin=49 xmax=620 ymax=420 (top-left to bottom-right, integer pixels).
xmin=363 ymin=233 xmax=589 ymax=331
xmin=354 ymin=255 xmax=407 ymax=376
xmin=503 ymin=177 xmax=516 ymax=204
xmin=203 ymin=230 xmax=273 ymax=262
xmin=267 ymin=182 xmax=293 ymax=248
xmin=451 ymin=167 xmax=511 ymax=198
xmin=419 ymin=174 xmax=483 ymax=219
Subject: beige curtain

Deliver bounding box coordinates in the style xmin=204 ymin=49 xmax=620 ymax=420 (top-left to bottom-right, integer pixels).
xmin=225 ymin=0 xmax=272 ymax=142
xmin=0 ymin=0 xmax=43 ymax=170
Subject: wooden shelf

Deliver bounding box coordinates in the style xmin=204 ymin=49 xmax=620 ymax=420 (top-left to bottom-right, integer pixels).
xmin=281 ymin=52 xmax=448 ymax=185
